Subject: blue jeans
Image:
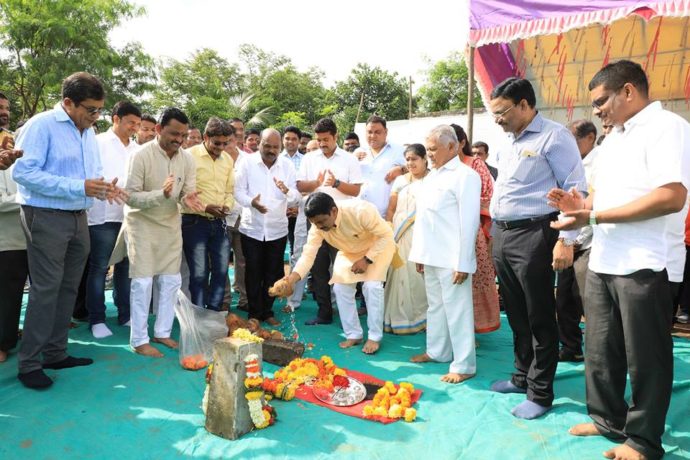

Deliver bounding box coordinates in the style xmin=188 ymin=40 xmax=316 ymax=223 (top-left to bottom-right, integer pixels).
xmin=86 ymin=222 xmax=130 ymax=325
xmin=182 ymin=215 xmax=230 ymax=310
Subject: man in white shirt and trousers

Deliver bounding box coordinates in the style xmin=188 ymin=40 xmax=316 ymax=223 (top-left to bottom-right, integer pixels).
xmin=550 ymin=60 xmax=690 ymax=460
xmin=409 ymin=125 xmax=480 ymax=384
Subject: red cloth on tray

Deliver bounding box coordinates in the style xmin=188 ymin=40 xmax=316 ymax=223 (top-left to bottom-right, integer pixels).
xmin=293 ymin=368 xmax=422 ymax=424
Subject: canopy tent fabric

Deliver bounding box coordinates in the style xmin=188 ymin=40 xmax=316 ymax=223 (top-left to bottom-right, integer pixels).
xmin=468 ymin=0 xmax=690 ymax=118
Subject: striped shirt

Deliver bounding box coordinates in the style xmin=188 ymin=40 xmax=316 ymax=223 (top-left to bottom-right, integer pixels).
xmin=13 ymin=103 xmax=102 ymax=210
xmin=280 ymin=149 xmax=303 ymax=172
xmin=490 ymin=113 xmax=586 ymax=221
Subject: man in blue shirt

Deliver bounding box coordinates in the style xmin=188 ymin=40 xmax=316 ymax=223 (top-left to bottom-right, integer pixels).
xmin=487 ymin=77 xmax=586 ymax=419
xmin=12 ymin=72 xmax=125 ymax=389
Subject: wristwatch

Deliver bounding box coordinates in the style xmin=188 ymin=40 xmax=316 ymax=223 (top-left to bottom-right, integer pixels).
xmin=333 ymin=179 xmax=341 ymax=189
xmin=589 ymin=211 xmax=597 ymax=226
xmin=558 ymin=237 xmax=575 ymax=247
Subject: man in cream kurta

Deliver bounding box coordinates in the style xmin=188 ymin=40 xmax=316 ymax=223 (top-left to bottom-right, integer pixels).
xmin=123 ymin=108 xmax=203 ymax=357
xmin=278 ymin=192 xmax=395 ymax=354
xmin=409 ymin=125 xmax=481 ymax=384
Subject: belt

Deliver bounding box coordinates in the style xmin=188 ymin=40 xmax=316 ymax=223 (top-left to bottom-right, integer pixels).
xmin=26 ymin=206 xmax=86 ymax=215
xmin=182 ymin=213 xmax=223 ymax=221
xmin=493 ymin=212 xmax=559 ymax=230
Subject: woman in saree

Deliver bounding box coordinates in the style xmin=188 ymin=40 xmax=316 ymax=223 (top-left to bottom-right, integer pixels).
xmin=451 ymin=124 xmax=500 ymax=333
xmin=383 ymin=144 xmax=430 ymax=334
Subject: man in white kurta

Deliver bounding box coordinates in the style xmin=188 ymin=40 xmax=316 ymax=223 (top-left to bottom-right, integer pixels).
xmin=409 ymin=125 xmax=481 ymax=383
xmin=276 ymin=192 xmax=396 ymax=354
xmin=124 ymin=108 xmax=203 ymax=357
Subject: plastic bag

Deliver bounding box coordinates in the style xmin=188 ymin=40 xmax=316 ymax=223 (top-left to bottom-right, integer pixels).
xmin=175 ymin=291 xmax=228 ymax=371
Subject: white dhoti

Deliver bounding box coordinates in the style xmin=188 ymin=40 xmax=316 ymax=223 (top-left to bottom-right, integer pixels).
xmin=424 ymin=266 xmax=475 ymax=374
xmin=130 ymin=274 xmax=181 ymax=348
xmin=333 ymin=281 xmax=384 ymax=342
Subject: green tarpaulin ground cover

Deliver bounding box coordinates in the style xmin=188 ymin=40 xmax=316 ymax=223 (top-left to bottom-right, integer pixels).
xmin=2 ymin=290 xmax=689 ymax=459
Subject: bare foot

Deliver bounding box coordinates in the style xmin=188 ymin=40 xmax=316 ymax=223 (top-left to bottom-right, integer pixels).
xmin=441 ymin=372 xmax=475 ymax=384
xmin=339 ymin=339 xmax=362 ymax=349
xmin=152 ymin=337 xmax=178 ymax=349
xmin=410 ymin=353 xmax=435 ymax=363
xmin=134 ymin=343 xmax=163 ymax=358
xmin=603 ymin=444 xmax=646 ymax=460
xmin=264 ymin=317 xmax=281 ymax=327
xmin=569 ymin=423 xmax=601 ymax=437
xmin=362 ymin=340 xmax=380 ymax=354
xmin=0 ymin=350 xmax=7 ymax=362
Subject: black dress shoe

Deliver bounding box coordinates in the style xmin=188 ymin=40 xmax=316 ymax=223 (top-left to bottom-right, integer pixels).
xmin=18 ymin=369 xmax=53 ymax=389
xmin=304 ymin=317 xmax=332 ymax=326
xmin=558 ymin=349 xmax=584 ymax=363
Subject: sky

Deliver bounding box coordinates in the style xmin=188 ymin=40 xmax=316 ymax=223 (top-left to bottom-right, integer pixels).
xmin=110 ymin=0 xmax=470 ymax=87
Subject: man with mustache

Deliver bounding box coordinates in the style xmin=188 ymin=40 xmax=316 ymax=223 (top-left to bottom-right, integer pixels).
xmin=550 ymin=60 xmax=690 ymax=460
xmin=235 ymin=128 xmax=300 ymax=325
xmin=487 ymin=77 xmax=586 ymax=420
xmin=0 ymin=92 xmax=22 ymax=169
xmin=12 ymin=72 xmax=126 ymax=388
xmin=136 ymin=114 xmax=156 ymax=145
xmin=122 ymin=107 xmax=204 ymax=358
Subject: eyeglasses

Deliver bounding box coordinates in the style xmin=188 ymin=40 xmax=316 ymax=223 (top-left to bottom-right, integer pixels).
xmin=492 ymin=104 xmax=516 ymax=119
xmin=77 ymin=103 xmax=104 ymax=115
xmin=591 ymin=86 xmax=624 ymax=109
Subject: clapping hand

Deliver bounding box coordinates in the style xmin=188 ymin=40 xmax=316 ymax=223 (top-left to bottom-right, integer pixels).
xmin=273 ymin=177 xmax=289 ymax=194
xmin=183 ymin=191 xmax=205 ymax=212
xmin=547 ymin=187 xmax=584 ymax=212
xmin=322 ymin=169 xmax=336 ymax=187
xmin=205 ymin=204 xmax=227 ymax=218
xmin=0 ymin=149 xmax=22 ymax=170
xmin=85 ymin=177 xmax=111 ymax=200
xmin=162 ymin=174 xmax=175 ymax=198
xmin=105 ymin=177 xmax=129 ymax=205
xmin=251 ymin=193 xmax=268 ymax=214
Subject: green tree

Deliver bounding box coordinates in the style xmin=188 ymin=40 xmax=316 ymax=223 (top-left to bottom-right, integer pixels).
xmin=331 ymin=63 xmax=411 ymax=132
xmin=0 ymin=0 xmax=151 ymax=120
xmin=250 ymin=66 xmax=326 ymax=126
xmin=152 ymin=48 xmax=243 ymax=129
xmin=417 ymin=51 xmax=482 ymax=113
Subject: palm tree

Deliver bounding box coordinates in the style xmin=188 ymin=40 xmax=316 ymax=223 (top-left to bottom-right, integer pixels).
xmin=228 ymin=92 xmax=272 ymax=127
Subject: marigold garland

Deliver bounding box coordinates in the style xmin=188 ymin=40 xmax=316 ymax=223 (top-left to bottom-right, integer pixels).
xmin=243 ymin=354 xmax=276 ymax=430
xmin=362 ymin=381 xmax=417 ymax=422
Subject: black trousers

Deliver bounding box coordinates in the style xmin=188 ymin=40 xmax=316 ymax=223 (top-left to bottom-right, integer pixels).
xmin=676 ymin=245 xmax=690 ymax=315
xmin=0 ymin=250 xmax=28 ymax=351
xmin=584 ymin=269 xmax=672 ymax=460
xmin=555 ymin=248 xmax=589 ymax=354
xmin=492 ymin=219 xmax=559 ymax=406
xmin=240 ymin=234 xmax=286 ymax=321
xmin=312 ymin=240 xmax=338 ymax=322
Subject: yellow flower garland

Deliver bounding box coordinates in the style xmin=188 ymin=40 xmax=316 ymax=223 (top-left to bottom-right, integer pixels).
xmin=362 ymin=381 xmax=417 ymax=423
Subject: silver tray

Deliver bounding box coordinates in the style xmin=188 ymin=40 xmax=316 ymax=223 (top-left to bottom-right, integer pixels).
xmin=312 ymin=376 xmax=366 ymax=406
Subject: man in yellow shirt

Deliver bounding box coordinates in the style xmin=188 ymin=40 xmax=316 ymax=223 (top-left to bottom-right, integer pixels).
xmin=274 ymin=192 xmax=395 ymax=354
xmin=182 ymin=117 xmax=235 ymax=311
